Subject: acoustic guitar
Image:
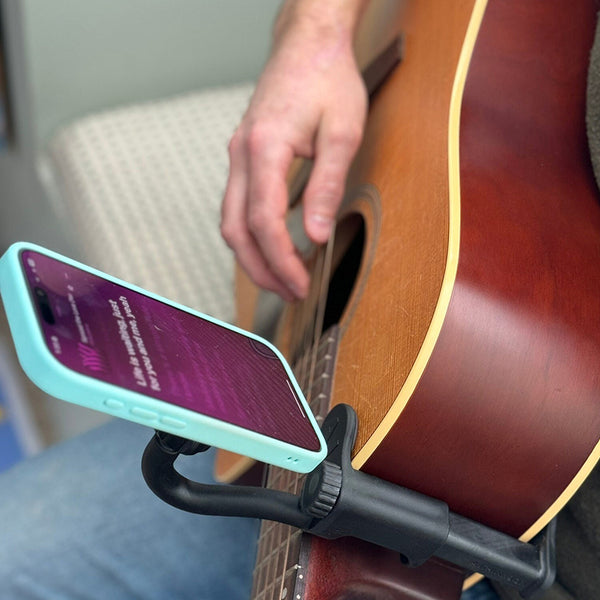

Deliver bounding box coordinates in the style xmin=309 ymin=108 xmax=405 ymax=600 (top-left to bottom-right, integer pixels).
xmin=218 ymin=0 xmax=600 ymax=598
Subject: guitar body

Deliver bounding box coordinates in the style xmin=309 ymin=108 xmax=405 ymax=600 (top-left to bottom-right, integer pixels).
xmin=353 ymin=0 xmax=600 ymax=541
xmin=225 ymin=0 xmax=600 ymax=597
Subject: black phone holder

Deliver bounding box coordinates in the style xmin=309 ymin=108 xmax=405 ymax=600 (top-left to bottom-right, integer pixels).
xmin=142 ymin=404 xmax=556 ymax=598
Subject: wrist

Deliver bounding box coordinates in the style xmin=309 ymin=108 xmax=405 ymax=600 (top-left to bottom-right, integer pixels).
xmin=273 ymin=0 xmax=369 ymax=51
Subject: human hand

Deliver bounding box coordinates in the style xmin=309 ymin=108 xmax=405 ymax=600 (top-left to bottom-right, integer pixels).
xmin=221 ymin=1 xmax=368 ymax=301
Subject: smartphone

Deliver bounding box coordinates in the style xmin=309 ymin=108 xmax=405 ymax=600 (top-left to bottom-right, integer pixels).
xmin=0 ymin=242 xmax=327 ymax=472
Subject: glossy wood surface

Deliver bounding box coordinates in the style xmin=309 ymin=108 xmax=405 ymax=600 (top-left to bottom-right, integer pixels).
xmin=362 ymin=0 xmax=600 ymax=539
xmin=303 ymin=538 xmax=464 ymax=600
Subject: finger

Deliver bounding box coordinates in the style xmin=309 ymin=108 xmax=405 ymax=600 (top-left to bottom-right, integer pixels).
xmin=247 ymin=134 xmax=311 ymax=299
xmin=221 ymin=131 xmax=296 ymax=300
xmin=234 ymin=235 xmax=297 ymax=302
xmin=303 ymin=117 xmax=364 ymax=244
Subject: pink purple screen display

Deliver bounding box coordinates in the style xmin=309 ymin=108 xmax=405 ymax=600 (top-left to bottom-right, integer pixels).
xmin=21 ymin=250 xmax=320 ymax=450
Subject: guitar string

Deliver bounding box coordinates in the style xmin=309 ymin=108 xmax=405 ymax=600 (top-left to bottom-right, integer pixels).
xmin=292 ymin=234 xmax=331 ymax=413
xmin=258 ymin=352 xmax=308 ymax=600
xmin=300 ymin=248 xmax=323 ymax=404
xmin=306 ymin=228 xmax=335 ymax=415
xmin=254 ymin=233 xmax=335 ymax=600
xmin=299 ymin=247 xmax=323 ymax=401
xmin=287 ymin=250 xmax=312 ymax=394
xmin=290 ymin=244 xmax=320 ymax=411
xmin=258 ymin=236 xmax=333 ymax=600
xmin=269 ymin=285 xmax=314 ymax=600
xmin=258 ymin=329 xmax=311 ymax=600
xmin=275 ymin=233 xmax=335 ymax=600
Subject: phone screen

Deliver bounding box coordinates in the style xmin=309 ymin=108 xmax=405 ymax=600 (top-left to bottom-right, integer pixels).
xmin=20 ymin=250 xmax=321 ymax=451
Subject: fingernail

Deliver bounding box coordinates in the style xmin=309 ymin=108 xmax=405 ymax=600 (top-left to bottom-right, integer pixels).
xmin=288 ymin=282 xmax=307 ymax=300
xmin=309 ymin=213 xmax=333 ymax=242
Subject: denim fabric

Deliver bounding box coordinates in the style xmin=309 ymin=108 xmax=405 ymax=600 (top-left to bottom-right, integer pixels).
xmin=0 ymin=419 xmax=259 ymax=599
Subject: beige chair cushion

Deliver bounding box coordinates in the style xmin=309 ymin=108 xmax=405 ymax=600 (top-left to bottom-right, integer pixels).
xmin=45 ymin=83 xmax=254 ymax=322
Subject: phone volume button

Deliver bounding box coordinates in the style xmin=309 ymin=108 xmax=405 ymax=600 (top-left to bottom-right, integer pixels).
xmin=130 ymin=407 xmax=159 ymax=420
xmin=104 ymin=398 xmax=125 ymax=410
xmin=159 ymin=416 xmax=186 ymax=430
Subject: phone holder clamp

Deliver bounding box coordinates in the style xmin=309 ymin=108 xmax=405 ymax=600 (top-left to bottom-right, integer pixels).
xmin=142 ymin=404 xmax=556 ymax=599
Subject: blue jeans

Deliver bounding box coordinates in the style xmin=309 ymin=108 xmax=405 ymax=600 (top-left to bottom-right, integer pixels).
xmin=0 ymin=418 xmax=498 ymax=599
xmin=0 ymin=419 xmax=259 ymax=599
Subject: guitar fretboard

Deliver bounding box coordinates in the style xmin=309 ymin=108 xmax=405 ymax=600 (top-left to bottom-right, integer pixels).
xmin=251 ymin=326 xmax=340 ymax=600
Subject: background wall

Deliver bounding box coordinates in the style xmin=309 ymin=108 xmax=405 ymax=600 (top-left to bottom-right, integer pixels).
xmin=21 ymin=0 xmax=280 ymax=145
xmin=0 ymin=0 xmax=280 ymax=252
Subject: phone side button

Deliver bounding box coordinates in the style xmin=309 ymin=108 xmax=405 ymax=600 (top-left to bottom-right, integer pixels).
xmin=159 ymin=416 xmax=186 ymax=430
xmin=130 ymin=407 xmax=159 ymax=420
xmin=104 ymin=398 xmax=125 ymax=410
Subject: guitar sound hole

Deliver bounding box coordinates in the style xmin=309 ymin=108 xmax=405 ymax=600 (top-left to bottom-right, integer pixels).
xmin=322 ymin=214 xmax=365 ymax=330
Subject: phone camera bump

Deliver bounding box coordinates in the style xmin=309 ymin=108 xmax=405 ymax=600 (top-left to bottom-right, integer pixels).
xmin=35 ymin=287 xmax=56 ymax=325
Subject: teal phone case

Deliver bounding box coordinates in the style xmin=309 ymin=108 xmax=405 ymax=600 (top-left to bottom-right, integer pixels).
xmin=0 ymin=242 xmax=327 ymax=473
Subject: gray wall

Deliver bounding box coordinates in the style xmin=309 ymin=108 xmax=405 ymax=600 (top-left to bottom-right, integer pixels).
xmin=0 ymin=0 xmax=71 ymax=253
xmin=0 ymin=0 xmax=280 ymax=251
xmin=22 ymin=0 xmax=280 ymax=145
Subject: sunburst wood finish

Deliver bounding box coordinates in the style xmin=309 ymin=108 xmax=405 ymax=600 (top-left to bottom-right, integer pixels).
xmin=358 ymin=0 xmax=600 ymax=542
xmin=225 ymin=0 xmax=600 ymax=597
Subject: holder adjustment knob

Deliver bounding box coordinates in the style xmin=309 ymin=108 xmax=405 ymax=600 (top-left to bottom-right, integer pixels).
xmin=300 ymin=460 xmax=342 ymax=519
